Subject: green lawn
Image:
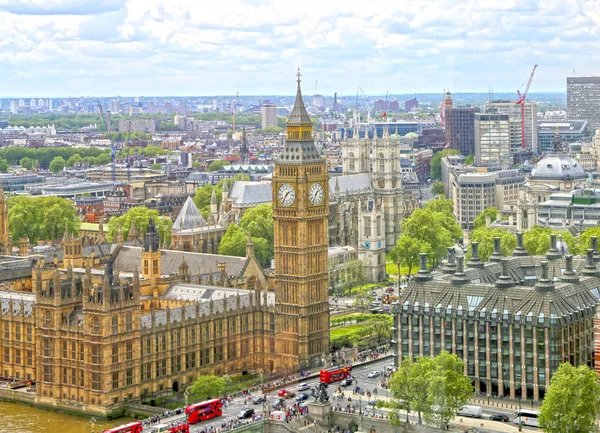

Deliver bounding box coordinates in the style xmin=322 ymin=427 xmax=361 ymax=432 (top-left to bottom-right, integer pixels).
xmin=330 ymin=326 xmax=363 ymax=339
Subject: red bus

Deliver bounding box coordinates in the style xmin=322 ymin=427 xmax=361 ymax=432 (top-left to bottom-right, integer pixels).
xmin=102 ymin=421 xmax=143 ymax=433
xmin=320 ymin=366 xmax=352 ymax=383
xmin=185 ymin=398 xmax=223 ymax=424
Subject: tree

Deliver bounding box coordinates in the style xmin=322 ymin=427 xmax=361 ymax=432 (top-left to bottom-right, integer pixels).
xmin=189 ymin=375 xmax=226 ymax=401
xmin=353 ymin=289 xmax=374 ymax=311
xmin=106 ymin=206 xmax=172 ymax=246
xmin=423 ymin=352 xmax=473 ymax=429
xmin=464 ymin=154 xmax=474 ymax=165
xmin=49 ymin=156 xmax=66 ymax=173
xmin=468 ymin=227 xmax=516 ymax=261
xmin=389 ymin=356 xmax=434 ymax=425
xmin=430 ymin=149 xmax=460 ymax=180
xmin=151 ymin=163 xmax=162 ymax=170
xmin=578 ymin=226 xmax=600 ymax=252
xmin=339 ymin=259 xmax=366 ymax=294
xmin=8 ymin=196 xmax=80 ymax=243
xmin=539 ymin=363 xmax=600 ymax=433
xmin=431 ymin=182 xmax=444 ymax=196
xmin=523 ymin=227 xmax=583 ymax=256
xmin=0 ymin=158 xmax=8 ymax=173
xmin=473 ymin=207 xmax=499 ymax=230
xmin=364 ymin=315 xmax=393 ymax=346
xmin=19 ymin=157 xmax=32 ymax=170
xmin=390 ymin=235 xmax=430 ymax=276
xmin=218 ymin=223 xmax=248 ymax=258
xmin=208 ymin=160 xmax=231 ymax=172
xmin=66 ymin=154 xmax=83 ymax=168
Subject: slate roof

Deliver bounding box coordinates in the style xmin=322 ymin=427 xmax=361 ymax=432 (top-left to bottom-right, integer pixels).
xmin=113 ymin=246 xmax=248 ymax=278
xmin=229 ymin=181 xmax=272 ymax=205
xmin=173 ymin=197 xmax=206 ymax=231
xmin=329 ymin=174 xmax=372 ymax=194
xmin=399 ymin=254 xmax=600 ymax=325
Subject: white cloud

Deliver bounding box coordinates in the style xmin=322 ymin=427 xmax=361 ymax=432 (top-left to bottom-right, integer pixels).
xmin=1 ymin=0 xmax=600 ymax=96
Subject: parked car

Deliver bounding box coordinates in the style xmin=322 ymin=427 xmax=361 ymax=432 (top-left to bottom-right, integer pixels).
xmin=386 ymin=365 xmax=395 ymax=372
xmin=367 ymin=371 xmax=380 ymax=378
xmin=238 ymin=408 xmax=255 ymax=419
xmin=340 ymin=378 xmax=353 ymax=387
xmin=297 ymin=383 xmax=310 ymax=391
xmin=371 ymin=291 xmax=377 ymax=296
xmin=489 ymin=414 xmax=510 ymax=422
xmin=281 ymin=390 xmax=296 ymax=399
xmin=385 ymin=287 xmax=394 ymax=293
xmin=296 ymin=393 xmax=310 ymax=402
xmin=251 ymin=395 xmax=266 ymax=404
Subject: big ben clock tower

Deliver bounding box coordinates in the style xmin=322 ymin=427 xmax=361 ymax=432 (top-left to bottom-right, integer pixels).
xmin=273 ymin=70 xmax=330 ymax=369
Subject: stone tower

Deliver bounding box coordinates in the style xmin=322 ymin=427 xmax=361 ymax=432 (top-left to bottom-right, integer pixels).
xmin=141 ymin=218 xmax=161 ymax=298
xmin=272 ymin=70 xmax=330 ymax=369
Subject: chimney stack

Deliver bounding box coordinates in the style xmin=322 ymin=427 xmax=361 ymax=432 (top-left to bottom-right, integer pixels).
xmin=546 ymin=234 xmax=561 ymax=260
xmin=467 ymin=242 xmax=484 ymax=268
xmin=535 ymin=261 xmax=554 ymax=292
xmin=561 ymin=254 xmax=579 ymax=283
xmin=513 ymin=232 xmax=528 ymax=256
xmin=495 ymin=258 xmax=514 ymax=289
xmin=442 ymin=247 xmax=457 ymax=274
xmin=489 ymin=237 xmax=503 ymax=262
xmin=415 ymin=252 xmax=433 ymax=282
xmin=451 ymin=255 xmax=469 ymax=285
xmin=583 ymin=249 xmax=600 ymax=277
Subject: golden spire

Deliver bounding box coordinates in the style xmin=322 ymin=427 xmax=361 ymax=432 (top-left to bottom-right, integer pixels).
xmin=287 ymin=67 xmax=313 ymax=142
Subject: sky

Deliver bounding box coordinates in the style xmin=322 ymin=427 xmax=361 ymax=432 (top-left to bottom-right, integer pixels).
xmin=1 ymin=0 xmax=600 ymax=98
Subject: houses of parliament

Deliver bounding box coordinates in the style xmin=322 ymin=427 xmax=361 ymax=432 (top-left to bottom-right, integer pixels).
xmin=0 ymin=75 xmax=330 ymax=417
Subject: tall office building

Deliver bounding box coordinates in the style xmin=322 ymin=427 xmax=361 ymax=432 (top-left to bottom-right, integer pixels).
xmin=567 ymin=76 xmax=600 ymax=134
xmin=261 ymin=102 xmax=277 ymax=129
xmin=484 ymin=101 xmax=538 ymax=154
xmin=110 ymin=100 xmax=120 ymax=113
xmin=475 ymin=113 xmax=512 ymax=168
xmin=445 ymin=106 xmax=480 ymax=156
xmin=9 ymin=101 xmax=17 ymax=114
xmin=313 ymin=94 xmax=322 ymax=108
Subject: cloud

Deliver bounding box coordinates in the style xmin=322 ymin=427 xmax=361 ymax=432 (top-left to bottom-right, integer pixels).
xmin=1 ymin=0 xmax=600 ymax=97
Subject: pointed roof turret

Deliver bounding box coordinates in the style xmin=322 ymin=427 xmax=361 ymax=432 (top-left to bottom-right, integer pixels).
xmin=173 ymin=197 xmax=206 ymax=230
xmin=278 ymin=68 xmax=322 ymax=165
xmin=210 ymin=187 xmax=217 ymax=205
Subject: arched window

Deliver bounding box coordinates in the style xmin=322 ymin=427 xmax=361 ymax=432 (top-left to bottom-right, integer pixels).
xmin=125 ymin=313 xmax=133 ymax=331
xmin=348 ymin=152 xmax=355 ymax=172
xmin=111 ymin=316 xmax=118 ymax=334
xmin=379 ymin=153 xmax=385 ymax=173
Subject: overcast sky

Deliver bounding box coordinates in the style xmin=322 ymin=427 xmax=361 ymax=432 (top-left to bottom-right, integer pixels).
xmin=1 ymin=0 xmax=600 ymax=98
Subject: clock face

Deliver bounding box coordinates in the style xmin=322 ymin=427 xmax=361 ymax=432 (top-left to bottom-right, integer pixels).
xmin=309 ymin=183 xmax=324 ymax=205
xmin=278 ymin=183 xmax=296 ymax=206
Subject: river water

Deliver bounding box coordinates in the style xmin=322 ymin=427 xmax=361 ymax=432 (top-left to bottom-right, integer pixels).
xmin=0 ymin=401 xmax=135 ymax=433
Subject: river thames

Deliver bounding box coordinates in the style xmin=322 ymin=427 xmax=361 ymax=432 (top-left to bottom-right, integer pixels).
xmin=0 ymin=401 xmax=135 ymax=433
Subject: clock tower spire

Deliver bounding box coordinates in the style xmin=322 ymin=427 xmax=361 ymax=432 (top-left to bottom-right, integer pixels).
xmin=273 ymin=69 xmax=330 ymax=369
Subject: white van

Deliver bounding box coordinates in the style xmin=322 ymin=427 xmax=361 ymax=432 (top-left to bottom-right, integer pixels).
xmin=270 ymin=410 xmax=287 ymax=421
xmin=151 ymin=424 xmax=170 ymax=433
xmin=457 ymin=405 xmax=482 ymax=418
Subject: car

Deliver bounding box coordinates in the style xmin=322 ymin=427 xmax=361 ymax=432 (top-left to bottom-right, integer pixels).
xmin=296 ymin=393 xmax=309 ymax=402
xmin=251 ymin=395 xmax=266 ymax=404
xmin=367 ymin=371 xmax=380 ymax=378
xmin=277 ymin=389 xmax=288 ymax=397
xmin=489 ymin=414 xmax=510 ymax=422
xmin=280 ymin=391 xmax=296 ymax=399
xmin=340 ymin=378 xmax=353 ymax=387
xmin=385 ymin=287 xmax=394 ymax=293
xmin=296 ymin=383 xmax=310 ymax=391
xmin=238 ymin=408 xmax=255 ymax=419
xmin=371 ymin=291 xmax=377 ymax=296
xmin=318 ymin=381 xmax=328 ymax=388
xmin=386 ymin=365 xmax=395 ymax=372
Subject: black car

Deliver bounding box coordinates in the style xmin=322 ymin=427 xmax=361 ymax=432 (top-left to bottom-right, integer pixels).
xmin=296 ymin=393 xmax=310 ymax=402
xmin=239 ymin=408 xmax=255 ymax=419
xmin=340 ymin=378 xmax=353 ymax=387
xmin=251 ymin=395 xmax=266 ymax=404
xmin=489 ymin=414 xmax=510 ymax=422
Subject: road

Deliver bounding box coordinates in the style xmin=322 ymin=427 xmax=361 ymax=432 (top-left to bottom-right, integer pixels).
xmin=139 ymin=356 xmax=531 ymax=433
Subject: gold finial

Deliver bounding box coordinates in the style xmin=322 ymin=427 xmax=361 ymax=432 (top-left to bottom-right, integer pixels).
xmin=297 ymin=67 xmax=301 ymax=84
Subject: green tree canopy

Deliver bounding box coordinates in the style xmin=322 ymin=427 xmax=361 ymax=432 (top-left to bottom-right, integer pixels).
xmin=402 ymin=199 xmax=461 ymax=266
xmin=578 ymin=226 xmax=600 ymax=252
xmin=193 ymin=176 xmax=250 ymax=219
xmin=539 ymin=363 xmax=600 ymax=433
xmin=464 ymin=154 xmax=474 ymax=165
xmin=0 ymin=146 xmax=108 ymax=169
xmin=523 ymin=227 xmax=583 ymax=256
xmin=208 ymin=160 xmax=231 ymax=172
xmin=431 ymin=181 xmax=444 ymax=196
xmin=0 ymin=158 xmax=8 ymax=173
xmin=8 ymin=196 xmax=80 ymax=243
xmin=430 ymin=149 xmax=460 ymax=180
xmin=389 ymin=235 xmax=431 ymax=276
xmin=189 ymin=375 xmax=226 ymax=401
xmin=218 ymin=203 xmax=274 ymax=266
xmin=353 ymin=288 xmax=374 ymax=312
xmin=66 ymin=154 xmax=84 ymax=168
xmin=468 ymin=227 xmax=517 ymax=261
xmin=473 ymin=207 xmax=499 ymax=230
xmin=106 ymin=206 xmax=172 ymax=246
xmin=49 ymin=156 xmax=66 ymax=173
xmin=389 ymin=352 xmax=472 ymax=429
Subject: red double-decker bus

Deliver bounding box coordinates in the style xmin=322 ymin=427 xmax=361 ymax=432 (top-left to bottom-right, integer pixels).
xmin=102 ymin=421 xmax=143 ymax=433
xmin=320 ymin=366 xmax=352 ymax=383
xmin=185 ymin=398 xmax=223 ymax=424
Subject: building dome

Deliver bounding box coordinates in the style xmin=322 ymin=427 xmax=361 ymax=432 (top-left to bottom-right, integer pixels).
xmin=530 ymin=154 xmax=585 ymax=181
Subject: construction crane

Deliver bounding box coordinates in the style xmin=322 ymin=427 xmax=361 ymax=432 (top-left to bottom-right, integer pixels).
xmin=516 ymin=64 xmax=538 ymax=149
xmin=359 ymin=87 xmax=371 ymax=122
xmin=232 ymin=91 xmax=239 ymax=132
xmin=97 ymin=101 xmax=110 ymax=132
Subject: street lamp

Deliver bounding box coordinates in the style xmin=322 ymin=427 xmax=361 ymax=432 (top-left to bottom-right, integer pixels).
xmin=359 ymin=396 xmax=362 ymax=413
xmin=518 ymin=397 xmax=522 ymax=432
xmin=184 ymin=389 xmax=189 ymax=406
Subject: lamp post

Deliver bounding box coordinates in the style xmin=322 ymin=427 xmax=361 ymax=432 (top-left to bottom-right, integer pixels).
xmin=90 ymin=417 xmax=96 ymax=433
xmin=184 ymin=389 xmax=189 ymax=407
xmin=359 ymin=396 xmax=362 ymax=413
xmin=518 ymin=397 xmax=522 ymax=432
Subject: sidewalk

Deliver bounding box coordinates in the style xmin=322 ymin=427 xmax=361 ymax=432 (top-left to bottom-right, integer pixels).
xmin=470 ymin=396 xmax=539 ymax=412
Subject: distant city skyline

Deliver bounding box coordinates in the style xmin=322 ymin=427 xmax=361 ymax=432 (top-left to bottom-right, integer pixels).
xmin=1 ymin=0 xmax=600 ymax=97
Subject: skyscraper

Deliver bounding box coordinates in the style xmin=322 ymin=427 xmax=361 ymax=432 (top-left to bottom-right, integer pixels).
xmin=484 ymin=100 xmax=538 ymax=154
xmin=272 ymin=72 xmax=329 ymax=368
xmin=445 ymin=106 xmax=480 ymax=156
xmin=567 ymin=76 xmax=600 ymax=134
xmin=474 ymin=113 xmax=511 ymax=168
xmin=261 ymin=102 xmax=277 ymax=129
